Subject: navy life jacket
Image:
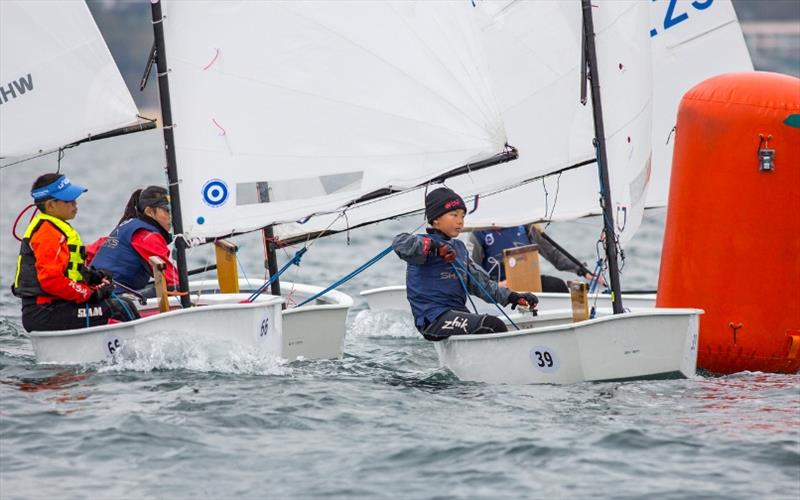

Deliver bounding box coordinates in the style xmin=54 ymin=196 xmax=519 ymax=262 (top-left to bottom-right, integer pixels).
xmin=472 ymin=226 xmax=530 ymax=281
xmin=405 ymin=231 xmax=470 ymax=330
xmin=91 ymin=218 xmax=161 ymax=291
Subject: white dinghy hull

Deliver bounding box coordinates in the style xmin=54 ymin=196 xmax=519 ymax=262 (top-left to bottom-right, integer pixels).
xmin=360 ymin=285 xmax=656 ymax=314
xmin=29 ymin=294 xmax=283 ymax=365
xmin=190 ymin=280 xmax=353 ymax=361
xmin=435 ymin=308 xmax=701 ymax=385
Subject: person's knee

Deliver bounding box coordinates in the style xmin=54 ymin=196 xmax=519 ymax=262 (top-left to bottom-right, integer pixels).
xmin=105 ymin=296 xmax=140 ymax=322
xmin=476 ymin=314 xmax=507 ymax=334
xmin=541 ymin=275 xmax=568 ymax=293
xmin=484 ymin=315 xmax=507 ymax=333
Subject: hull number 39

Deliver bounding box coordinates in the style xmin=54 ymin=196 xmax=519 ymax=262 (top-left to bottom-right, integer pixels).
xmin=530 ymin=346 xmax=560 ymax=374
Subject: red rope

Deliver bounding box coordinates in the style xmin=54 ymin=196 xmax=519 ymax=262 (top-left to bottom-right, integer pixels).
xmin=12 ymin=204 xmax=38 ymax=242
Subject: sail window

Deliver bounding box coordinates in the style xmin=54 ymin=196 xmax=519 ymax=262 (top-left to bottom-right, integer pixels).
xmin=236 ymin=172 xmax=364 ymax=205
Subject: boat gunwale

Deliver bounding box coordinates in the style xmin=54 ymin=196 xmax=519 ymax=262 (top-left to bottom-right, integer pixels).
xmin=27 ymin=293 xmax=284 ymax=339
xmin=189 ymin=279 xmax=354 ymax=312
xmin=359 ymin=285 xmax=657 ymax=302
xmin=442 ymin=308 xmax=704 ymax=342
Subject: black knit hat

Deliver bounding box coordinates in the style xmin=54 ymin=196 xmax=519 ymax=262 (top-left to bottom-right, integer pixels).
xmin=425 ymin=187 xmax=466 ymax=223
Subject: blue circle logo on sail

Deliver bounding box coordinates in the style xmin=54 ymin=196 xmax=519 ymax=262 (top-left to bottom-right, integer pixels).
xmin=202 ymin=179 xmax=228 ymax=207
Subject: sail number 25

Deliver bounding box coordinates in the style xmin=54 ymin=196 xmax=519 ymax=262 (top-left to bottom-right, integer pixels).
xmin=650 ymin=0 xmax=715 ymax=38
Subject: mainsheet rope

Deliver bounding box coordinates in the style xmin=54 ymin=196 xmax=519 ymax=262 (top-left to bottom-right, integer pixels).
xmin=449 ymin=259 xmax=520 ymax=331
xmin=296 ymin=245 xmax=393 ymax=307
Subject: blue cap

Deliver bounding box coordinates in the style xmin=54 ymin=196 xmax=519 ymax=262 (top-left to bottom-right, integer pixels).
xmin=30 ymin=175 xmax=88 ymax=202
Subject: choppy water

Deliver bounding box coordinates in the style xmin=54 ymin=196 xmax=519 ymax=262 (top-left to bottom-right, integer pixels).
xmin=2 ymin=128 xmax=799 ymax=498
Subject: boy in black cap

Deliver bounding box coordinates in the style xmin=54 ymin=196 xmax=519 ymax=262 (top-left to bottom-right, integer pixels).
xmin=392 ymin=187 xmax=538 ymax=340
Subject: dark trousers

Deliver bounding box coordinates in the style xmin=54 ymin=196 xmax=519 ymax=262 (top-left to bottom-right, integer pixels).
xmin=21 ymin=296 xmax=139 ymax=332
xmin=421 ymin=309 xmax=508 ymax=341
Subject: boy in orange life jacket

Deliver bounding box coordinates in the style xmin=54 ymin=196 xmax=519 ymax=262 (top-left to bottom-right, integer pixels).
xmin=12 ymin=173 xmax=139 ymax=332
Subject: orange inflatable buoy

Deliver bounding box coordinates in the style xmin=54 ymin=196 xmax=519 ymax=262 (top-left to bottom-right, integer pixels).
xmin=657 ymin=72 xmax=800 ymax=375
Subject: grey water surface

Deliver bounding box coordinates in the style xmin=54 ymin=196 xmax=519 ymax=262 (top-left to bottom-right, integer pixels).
xmin=1 ymin=131 xmax=798 ymax=499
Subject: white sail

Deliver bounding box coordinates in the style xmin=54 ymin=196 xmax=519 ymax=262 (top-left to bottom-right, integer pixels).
xmin=0 ymin=1 xmax=139 ymax=158
xmin=276 ymin=0 xmax=651 ymax=243
xmin=160 ymin=0 xmax=513 ymax=240
xmin=646 ymin=0 xmax=753 ymax=206
xmin=592 ymin=0 xmax=653 ymax=244
xmin=275 ymin=0 xmax=594 ymax=242
xmin=276 ymin=0 xmax=752 ymax=245
xmin=461 ymin=0 xmax=752 ymax=227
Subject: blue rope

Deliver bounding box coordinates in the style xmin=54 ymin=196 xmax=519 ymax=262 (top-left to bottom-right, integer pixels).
xmin=452 ymin=263 xmax=479 ymax=314
xmin=235 ymin=251 xmax=252 ymax=291
xmin=450 ymin=259 xmax=520 ymax=331
xmin=111 ymin=292 xmax=136 ymax=321
xmin=247 ymin=247 xmax=307 ymax=302
xmin=297 ymin=245 xmax=393 ymax=307
xmin=588 ymin=260 xmax=603 ymax=294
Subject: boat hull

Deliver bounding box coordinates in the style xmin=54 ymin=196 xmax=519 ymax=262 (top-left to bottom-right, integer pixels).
xmin=29 ymin=294 xmax=283 ymax=365
xmin=435 ymin=309 xmax=701 ymax=384
xmin=360 ymin=285 xmax=656 ymax=314
xmin=190 ymin=280 xmax=353 ymax=361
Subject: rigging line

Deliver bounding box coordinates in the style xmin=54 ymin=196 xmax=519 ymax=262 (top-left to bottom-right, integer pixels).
xmin=543 ymin=172 xmax=563 ymax=232
xmin=453 ymin=262 xmax=479 ymax=315
xmin=256 ymin=155 xmax=591 ymax=248
xmin=236 ymin=250 xmax=253 ymax=291
xmin=450 ymin=259 xmax=520 ymax=331
xmin=296 ymin=245 xmax=394 ymax=308
xmin=0 ymin=145 xmax=71 ymax=169
xmin=1 ymin=122 xmax=158 ymax=169
xmin=541 ymin=177 xmax=549 ymax=226
xmin=56 ymin=148 xmax=64 ymax=173
xmin=246 ymin=247 xmax=307 ymax=303
xmin=343 ymin=209 xmax=351 ymax=246
xmin=0 ymin=150 xmax=52 ymax=169
xmin=302 ymin=211 xmax=346 ymax=251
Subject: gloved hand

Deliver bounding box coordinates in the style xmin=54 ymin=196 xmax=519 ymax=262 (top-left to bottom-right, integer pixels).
xmin=508 ymin=291 xmax=539 ymax=310
xmin=81 ymin=266 xmax=112 ymax=286
xmin=90 ymin=281 xmax=113 ymax=302
xmin=423 ymin=237 xmax=457 ymax=263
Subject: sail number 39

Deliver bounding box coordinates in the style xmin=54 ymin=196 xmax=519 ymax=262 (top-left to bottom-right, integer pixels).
xmin=529 ymin=346 xmax=560 ymax=374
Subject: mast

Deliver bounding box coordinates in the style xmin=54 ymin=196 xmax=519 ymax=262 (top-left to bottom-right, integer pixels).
xmin=581 ymin=0 xmax=624 ymax=314
xmin=258 ymin=183 xmax=282 ymax=304
xmin=151 ymin=0 xmax=191 ymax=308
